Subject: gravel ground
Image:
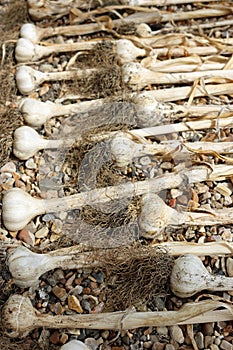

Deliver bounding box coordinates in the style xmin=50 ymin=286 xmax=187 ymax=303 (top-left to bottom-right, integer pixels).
xmin=1 ymin=1 xmax=233 ymax=349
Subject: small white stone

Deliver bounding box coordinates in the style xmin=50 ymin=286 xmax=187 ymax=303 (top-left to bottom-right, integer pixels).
xmin=25 ymin=158 xmax=37 ymax=169
xmin=0 ymin=162 xmax=16 ymax=173
xmin=35 ymin=226 xmax=49 ymax=238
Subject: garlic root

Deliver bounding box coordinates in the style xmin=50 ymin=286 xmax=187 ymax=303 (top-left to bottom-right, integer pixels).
xmin=170 ymin=254 xmax=233 ymax=298
xmin=3 ymin=164 xmax=233 ymax=231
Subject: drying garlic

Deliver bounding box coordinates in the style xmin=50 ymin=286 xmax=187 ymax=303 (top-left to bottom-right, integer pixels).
xmin=20 ymin=97 xmax=102 ymax=127
xmin=122 ymin=62 xmax=233 ymax=90
xmin=15 ymin=38 xmax=146 ymax=64
xmin=170 ymin=254 xmax=233 ymax=298
xmin=2 ymin=294 xmax=233 ymax=338
xmin=16 ymin=65 xmax=96 ymax=95
xmin=13 ymin=126 xmax=73 ymax=160
xmin=139 ymin=192 xmax=233 ymax=237
xmin=7 ymin=245 xmax=94 ymax=288
xmin=3 ymin=164 xmax=233 ymax=231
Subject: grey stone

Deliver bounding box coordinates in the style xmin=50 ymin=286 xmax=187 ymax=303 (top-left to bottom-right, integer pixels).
xmin=169 ymin=325 xmax=184 ymax=344
xmin=195 ymin=332 xmax=204 ymax=349
xmin=220 ymin=340 xmax=232 ymax=350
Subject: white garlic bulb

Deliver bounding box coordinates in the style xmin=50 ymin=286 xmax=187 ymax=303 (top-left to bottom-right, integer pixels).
xmin=60 ymin=340 xmax=89 ymax=350
xmin=170 ymin=254 xmax=233 ymax=298
xmin=116 ymin=39 xmax=146 ymax=64
xmin=16 ymin=65 xmax=44 ymax=95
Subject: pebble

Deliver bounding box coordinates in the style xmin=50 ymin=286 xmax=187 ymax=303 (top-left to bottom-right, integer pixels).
xmin=156 ymin=326 xmax=168 ymax=336
xmin=160 ymin=162 xmax=173 ymax=170
xmin=194 ymin=332 xmax=204 ymax=349
xmin=85 ymin=337 xmax=101 ymax=349
xmin=35 ymin=226 xmax=49 ymax=238
xmin=51 ymin=219 xmax=63 ymax=233
xmin=50 ymin=331 xmax=60 ymax=345
xmin=215 ymin=183 xmax=232 ymax=197
xmin=226 ymin=258 xmax=233 ymax=277
xmin=52 ymin=286 xmax=67 ymax=301
xmin=25 ymin=158 xmax=37 ymax=169
xmin=220 ymin=340 xmax=232 ymax=350
xmin=152 ymin=343 xmax=165 ymax=350
xmin=210 ymin=345 xmax=220 ymax=350
xmin=60 ymin=333 xmax=69 ymax=345
xmin=0 ymin=161 xmax=16 ymax=173
xmin=53 ymin=269 xmax=65 ymax=282
xmin=169 ymin=325 xmax=184 ymax=344
xmin=68 ymin=295 xmax=83 ymax=313
xmin=203 ymin=323 xmax=214 ymax=335
xmin=165 ymin=345 xmax=175 ymax=350
xmin=205 ymin=335 xmax=213 ymax=348
xmin=42 ymin=214 xmax=55 ymax=222
xmin=18 ymin=229 xmax=35 ymax=246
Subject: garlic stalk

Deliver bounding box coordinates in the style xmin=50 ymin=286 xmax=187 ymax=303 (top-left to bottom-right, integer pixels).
xmin=3 ymin=164 xmax=233 ymax=231
xmin=110 ymin=133 xmax=233 ymax=168
xmin=20 ymin=94 xmax=233 ymax=128
xmin=60 ymin=340 xmax=88 ymax=350
xmin=2 ymin=294 xmax=233 ymax=338
xmin=122 ymin=62 xmax=233 ymax=90
xmin=139 ymin=193 xmax=233 ymax=238
xmin=8 ymin=242 xmax=233 ymax=289
xmin=7 ymin=245 xmax=95 ymax=288
xmin=16 ymin=65 xmax=96 ymax=95
xmin=15 ymin=38 xmax=146 ymax=64
xmin=170 ymin=254 xmax=233 ymax=298
xmin=20 ymin=11 xmax=158 ymax=41
xmin=20 ymin=98 xmax=104 ymax=127
xmin=13 ymin=126 xmax=74 ymax=160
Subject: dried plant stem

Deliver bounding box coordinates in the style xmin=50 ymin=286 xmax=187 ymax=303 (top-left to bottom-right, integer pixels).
xmin=139 ymin=194 xmax=233 ymax=236
xmin=131 ymin=115 xmax=233 ymax=137
xmin=3 ymin=164 xmax=233 ymax=231
xmin=2 ymin=295 xmax=233 ymax=338
xmin=123 ymin=64 xmax=233 ymax=90
xmin=24 ymin=7 xmax=231 ymax=36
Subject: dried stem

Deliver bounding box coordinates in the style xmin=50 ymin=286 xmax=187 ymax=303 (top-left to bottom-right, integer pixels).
xmin=2 ymin=295 xmax=233 ymax=337
xmin=3 ymin=164 xmax=233 ymax=231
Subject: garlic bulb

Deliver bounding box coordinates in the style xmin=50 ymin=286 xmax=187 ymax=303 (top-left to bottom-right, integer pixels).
xmin=170 ymin=254 xmax=233 ymax=298
xmin=20 ymin=23 xmax=45 ymax=44
xmin=16 ymin=66 xmax=44 ymax=95
xmin=2 ymin=188 xmax=46 ymax=231
xmin=13 ymin=125 xmax=67 ymax=160
xmin=14 ymin=126 xmax=48 ymax=160
xmin=115 ymin=39 xmax=146 ymax=64
xmin=16 ymin=65 xmax=95 ymax=95
xmin=7 ymin=245 xmax=93 ymax=288
xmin=61 ymin=340 xmax=89 ymax=350
xmin=3 ymin=294 xmax=232 ymax=338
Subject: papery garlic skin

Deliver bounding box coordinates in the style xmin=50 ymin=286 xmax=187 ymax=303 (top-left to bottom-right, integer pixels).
xmin=60 ymin=340 xmax=89 ymax=350
xmin=116 ymin=39 xmax=146 ymax=64
xmin=20 ymin=98 xmax=56 ymax=127
xmin=20 ymin=23 xmax=43 ymax=44
xmin=170 ymin=254 xmax=215 ymax=298
xmin=8 ymin=246 xmax=58 ymax=287
xmin=136 ymin=23 xmax=152 ymax=38
xmin=15 ymin=38 xmax=37 ymax=63
xmin=16 ymin=66 xmax=44 ymax=95
xmin=13 ymin=126 xmax=48 ymax=160
xmin=2 ymin=188 xmax=46 ymax=231
xmin=2 ymin=294 xmax=37 ymax=338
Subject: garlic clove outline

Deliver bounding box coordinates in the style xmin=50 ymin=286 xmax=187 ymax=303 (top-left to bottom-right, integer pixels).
xmin=60 ymin=340 xmax=89 ymax=350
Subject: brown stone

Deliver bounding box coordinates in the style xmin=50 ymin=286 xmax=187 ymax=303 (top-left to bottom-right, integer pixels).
xmin=52 ymin=286 xmax=67 ymax=301
xmin=49 ymin=331 xmax=60 ymax=345
xmin=68 ymin=295 xmax=83 ymax=313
